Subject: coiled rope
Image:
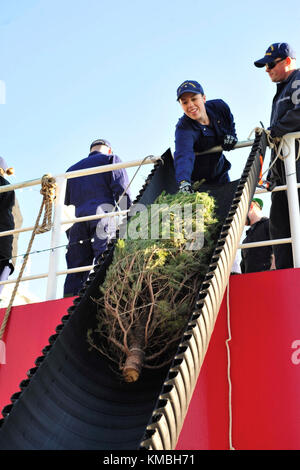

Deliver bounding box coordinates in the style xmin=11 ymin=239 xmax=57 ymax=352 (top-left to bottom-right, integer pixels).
xmin=0 ymin=174 xmax=56 ymax=363
xmin=248 ymin=127 xmax=300 ymax=181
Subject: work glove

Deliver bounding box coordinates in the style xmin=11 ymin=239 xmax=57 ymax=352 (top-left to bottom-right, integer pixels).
xmin=257 ymin=178 xmax=276 ymax=192
xmin=178 ymin=181 xmax=193 ymax=193
xmin=222 ymin=134 xmax=237 ymax=151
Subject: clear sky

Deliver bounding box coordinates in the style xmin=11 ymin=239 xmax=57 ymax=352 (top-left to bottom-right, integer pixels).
xmin=1 ymin=0 xmax=300 ymax=301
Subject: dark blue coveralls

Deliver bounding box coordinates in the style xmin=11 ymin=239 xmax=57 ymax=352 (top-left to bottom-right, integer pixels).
xmin=240 ymin=217 xmax=272 ymax=273
xmin=173 ymin=99 xmax=237 ymax=186
xmin=63 ymin=151 xmax=132 ymax=296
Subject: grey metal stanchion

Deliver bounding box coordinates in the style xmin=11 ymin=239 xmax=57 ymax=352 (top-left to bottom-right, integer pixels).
xmin=283 ymin=132 xmax=300 ymax=268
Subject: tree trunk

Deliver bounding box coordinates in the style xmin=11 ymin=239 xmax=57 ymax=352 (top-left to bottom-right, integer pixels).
xmin=123 ymin=346 xmax=145 ymax=382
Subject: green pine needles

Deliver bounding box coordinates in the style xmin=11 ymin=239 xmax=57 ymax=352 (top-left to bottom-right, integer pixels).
xmin=87 ymin=191 xmax=219 ymax=382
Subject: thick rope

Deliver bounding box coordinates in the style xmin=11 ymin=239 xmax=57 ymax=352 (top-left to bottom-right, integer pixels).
xmin=248 ymin=127 xmax=300 ymax=181
xmin=0 ymin=174 xmax=56 ymax=344
xmin=35 ymin=174 xmax=56 ymax=233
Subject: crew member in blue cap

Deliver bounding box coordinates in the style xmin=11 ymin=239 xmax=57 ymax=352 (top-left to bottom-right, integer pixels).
xmin=174 ymin=80 xmax=237 ymax=193
xmin=254 ymin=42 xmax=300 ymax=269
xmin=63 ymin=139 xmax=132 ymax=297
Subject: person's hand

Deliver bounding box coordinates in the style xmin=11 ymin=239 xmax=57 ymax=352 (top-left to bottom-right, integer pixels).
xmin=178 ymin=181 xmax=193 ymax=193
xmin=268 ymin=126 xmax=281 ymax=140
xmin=257 ymin=178 xmax=276 ymax=192
xmin=222 ymin=134 xmax=237 ymax=151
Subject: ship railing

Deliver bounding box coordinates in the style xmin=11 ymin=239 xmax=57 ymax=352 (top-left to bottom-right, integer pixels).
xmin=0 ymin=156 xmax=158 ymax=300
xmin=0 ymin=131 xmax=299 ymax=302
xmin=241 ymin=131 xmax=300 ymax=268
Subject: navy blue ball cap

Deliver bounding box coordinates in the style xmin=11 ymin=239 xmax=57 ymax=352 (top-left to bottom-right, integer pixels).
xmin=90 ymin=138 xmax=112 ymax=150
xmin=254 ymin=42 xmax=296 ymax=68
xmin=177 ymin=80 xmax=204 ymax=101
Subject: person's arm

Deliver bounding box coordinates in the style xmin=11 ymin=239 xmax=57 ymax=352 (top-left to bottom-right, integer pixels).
xmin=270 ymin=78 xmax=300 ymax=137
xmin=110 ymin=155 xmax=132 ymax=209
xmin=64 ymin=181 xmax=70 ymax=206
xmin=174 ymin=125 xmax=196 ymax=185
xmin=220 ymin=100 xmax=238 ymax=150
xmin=223 ymin=100 xmax=237 ymax=138
xmin=270 ymin=106 xmax=300 ymax=137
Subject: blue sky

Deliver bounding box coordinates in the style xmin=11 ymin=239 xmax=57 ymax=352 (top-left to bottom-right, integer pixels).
xmin=1 ymin=0 xmax=300 ymax=300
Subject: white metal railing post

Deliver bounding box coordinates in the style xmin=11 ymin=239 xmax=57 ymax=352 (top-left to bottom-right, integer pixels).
xmin=283 ymin=132 xmax=300 ymax=268
xmin=46 ymin=175 xmax=67 ymax=300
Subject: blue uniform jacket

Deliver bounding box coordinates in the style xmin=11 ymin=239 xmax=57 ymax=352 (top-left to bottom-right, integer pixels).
xmin=65 ymin=151 xmax=132 ymax=217
xmin=269 ymin=68 xmax=300 ymax=182
xmin=270 ymin=68 xmax=300 ymax=136
xmin=174 ymin=99 xmax=237 ymax=185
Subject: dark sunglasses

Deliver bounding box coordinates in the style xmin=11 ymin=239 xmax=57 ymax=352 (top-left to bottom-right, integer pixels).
xmin=266 ymin=57 xmax=286 ymax=70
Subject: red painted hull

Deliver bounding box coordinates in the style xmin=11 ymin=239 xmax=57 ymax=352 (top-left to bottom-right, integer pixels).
xmin=177 ymin=268 xmax=300 ymax=450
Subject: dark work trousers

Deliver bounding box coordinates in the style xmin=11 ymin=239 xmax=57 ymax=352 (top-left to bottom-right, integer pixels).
xmin=269 ymin=190 xmax=300 ymax=269
xmin=63 ymin=219 xmax=109 ymax=296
